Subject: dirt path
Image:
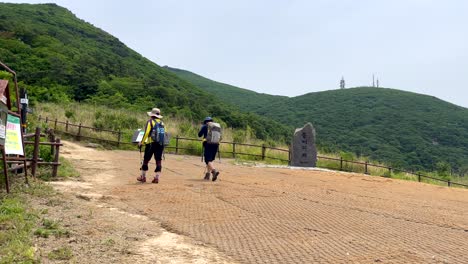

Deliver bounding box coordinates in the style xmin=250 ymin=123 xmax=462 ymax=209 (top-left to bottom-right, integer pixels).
xmin=44 ymin=140 xmax=468 ymax=263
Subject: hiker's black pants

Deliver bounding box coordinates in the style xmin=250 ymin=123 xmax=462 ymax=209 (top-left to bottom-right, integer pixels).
xmin=142 ymin=142 xmax=164 ymax=172
xmin=203 ymin=143 xmax=219 ymax=164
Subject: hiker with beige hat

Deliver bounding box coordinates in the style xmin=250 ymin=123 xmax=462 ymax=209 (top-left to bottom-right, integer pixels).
xmin=137 ymin=108 xmax=166 ymax=183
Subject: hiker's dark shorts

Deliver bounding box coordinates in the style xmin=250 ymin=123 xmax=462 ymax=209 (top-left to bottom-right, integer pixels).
xmin=204 ymin=143 xmax=219 ymax=164
xmin=144 ymin=142 xmax=164 ymax=162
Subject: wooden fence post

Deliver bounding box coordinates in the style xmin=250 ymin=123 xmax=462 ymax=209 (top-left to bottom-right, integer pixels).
xmin=31 ymin=127 xmax=40 ymax=177
xmin=49 ymin=131 xmax=55 ymax=156
xmin=175 ymin=135 xmax=179 ymax=155
xmin=2 ymin=147 xmax=9 ymax=193
xmin=262 ymin=144 xmax=266 ymax=160
xmin=117 ymin=129 xmax=121 ymax=147
xmin=388 ymin=167 xmax=392 ymax=176
xmin=54 ymin=118 xmax=57 ymax=130
xmin=364 ymin=161 xmax=368 ymax=174
xmin=45 ymin=116 xmax=48 ymax=124
xmin=418 ymin=173 xmax=421 ymax=182
xmin=52 ymin=138 xmax=60 ymax=177
xmin=232 ymin=143 xmax=236 ymax=158
xmin=448 ymin=180 xmax=451 ymax=187
xmin=38 ymin=115 xmax=41 ymax=121
xmin=288 ymin=145 xmax=291 ymax=166
xmin=77 ymin=123 xmax=82 ymax=141
xmin=340 ymin=157 xmax=343 ymax=171
xmin=65 ymin=120 xmax=69 ymax=132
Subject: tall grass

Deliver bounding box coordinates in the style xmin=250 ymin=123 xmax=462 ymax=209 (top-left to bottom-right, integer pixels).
xmin=0 ymin=182 xmax=56 ymax=263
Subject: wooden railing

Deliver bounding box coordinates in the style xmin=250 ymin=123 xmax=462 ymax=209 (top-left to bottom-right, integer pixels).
xmin=38 ymin=116 xmax=468 ymax=189
xmin=2 ymin=127 xmax=63 ymax=193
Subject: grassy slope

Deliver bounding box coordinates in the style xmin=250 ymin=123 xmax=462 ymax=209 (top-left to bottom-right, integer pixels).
xmin=164 ymin=66 xmax=287 ymax=112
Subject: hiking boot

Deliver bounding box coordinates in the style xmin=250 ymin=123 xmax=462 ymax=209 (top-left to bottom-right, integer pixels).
xmin=152 ymin=174 xmax=160 ymax=184
xmin=211 ymin=170 xmax=219 ymax=182
xmin=204 ymin=172 xmax=210 ymax=180
xmin=137 ymin=175 xmax=146 ymax=183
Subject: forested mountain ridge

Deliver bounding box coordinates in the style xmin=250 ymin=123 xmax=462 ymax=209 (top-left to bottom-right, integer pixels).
xmin=0 ymin=3 xmax=291 ymax=141
xmin=167 ymin=67 xmax=468 ymax=173
xmin=163 ymin=66 xmax=287 ymax=112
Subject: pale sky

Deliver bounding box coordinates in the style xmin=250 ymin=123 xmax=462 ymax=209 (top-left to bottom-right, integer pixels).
xmin=4 ymin=0 xmax=468 ymax=108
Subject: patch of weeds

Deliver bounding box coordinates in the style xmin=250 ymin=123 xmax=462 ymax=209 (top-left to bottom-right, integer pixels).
xmin=57 ymin=157 xmax=80 ymax=179
xmin=383 ymin=170 xmax=392 ymax=178
xmin=21 ymin=181 xmax=56 ymax=198
xmin=34 ymin=228 xmax=52 ymax=238
xmin=34 ymin=218 xmax=70 ymax=238
xmin=101 ymin=237 xmax=116 ymax=246
xmin=0 ymin=196 xmax=39 ymax=263
xmin=45 ymin=198 xmax=63 ymax=207
xmin=48 ymin=246 xmax=73 ymax=260
xmin=35 ymin=156 xmax=80 ymax=181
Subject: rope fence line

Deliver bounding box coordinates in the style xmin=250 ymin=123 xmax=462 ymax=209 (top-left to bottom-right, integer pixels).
xmin=37 ymin=116 xmax=468 ymax=189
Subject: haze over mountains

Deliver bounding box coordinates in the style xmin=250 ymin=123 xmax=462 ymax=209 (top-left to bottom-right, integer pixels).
xmin=0 ymin=3 xmax=467 ymax=173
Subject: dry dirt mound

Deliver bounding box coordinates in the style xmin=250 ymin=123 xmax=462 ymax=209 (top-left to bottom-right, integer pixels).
xmin=41 ymin=140 xmax=468 ymax=263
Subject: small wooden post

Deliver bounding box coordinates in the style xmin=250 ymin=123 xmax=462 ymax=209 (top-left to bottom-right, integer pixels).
xmin=2 ymin=147 xmax=10 ymax=193
xmin=448 ymin=180 xmax=451 ymax=187
xmin=340 ymin=157 xmax=343 ymax=171
xmin=288 ymin=145 xmax=291 ymax=166
xmin=261 ymin=144 xmax=266 ymax=160
xmin=45 ymin=116 xmax=48 ymax=124
xmin=54 ymin=118 xmax=57 ymax=130
xmin=232 ymin=143 xmax=236 ymax=158
xmin=31 ymin=127 xmax=40 ymax=177
xmin=52 ymin=138 xmax=60 ymax=177
xmin=49 ymin=132 xmax=55 ymax=156
xmin=418 ymin=173 xmax=421 ymax=182
xmin=365 ymin=162 xmax=369 ymax=174
xmin=175 ymin=135 xmax=179 ymax=155
xmin=77 ymin=123 xmax=82 ymax=141
xmin=65 ymin=120 xmax=69 ymax=132
xmin=117 ymin=129 xmax=121 ymax=147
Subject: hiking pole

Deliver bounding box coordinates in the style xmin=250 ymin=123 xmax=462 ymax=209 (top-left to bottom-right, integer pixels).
xmin=139 ymin=145 xmax=143 ymax=171
xmin=201 ymin=144 xmax=204 ymax=162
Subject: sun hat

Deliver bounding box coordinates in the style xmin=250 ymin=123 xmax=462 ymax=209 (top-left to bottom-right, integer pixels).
xmin=147 ymin=108 xmax=163 ymax=118
xmin=203 ymin=116 xmax=213 ymax=124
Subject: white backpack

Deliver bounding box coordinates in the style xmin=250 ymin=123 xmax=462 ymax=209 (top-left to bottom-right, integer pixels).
xmin=206 ymin=122 xmax=221 ymax=144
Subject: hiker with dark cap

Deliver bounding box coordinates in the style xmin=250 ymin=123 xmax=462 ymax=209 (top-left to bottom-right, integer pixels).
xmin=198 ymin=116 xmax=221 ymax=181
xmin=137 ymin=108 xmax=165 ymax=183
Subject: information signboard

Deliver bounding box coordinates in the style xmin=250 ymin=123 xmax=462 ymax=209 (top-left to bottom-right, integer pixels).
xmin=5 ymin=114 xmax=24 ymax=155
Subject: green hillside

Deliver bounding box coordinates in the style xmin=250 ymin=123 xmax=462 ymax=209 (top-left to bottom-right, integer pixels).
xmin=257 ymin=88 xmax=468 ymax=171
xmin=164 ymin=66 xmax=287 ymax=112
xmin=167 ymin=67 xmax=468 ymax=173
xmin=0 ymin=3 xmax=291 ymax=141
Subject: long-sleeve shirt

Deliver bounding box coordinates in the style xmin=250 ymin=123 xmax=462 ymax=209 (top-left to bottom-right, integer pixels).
xmin=141 ymin=118 xmax=162 ymax=145
xmin=198 ymin=124 xmax=208 ymax=139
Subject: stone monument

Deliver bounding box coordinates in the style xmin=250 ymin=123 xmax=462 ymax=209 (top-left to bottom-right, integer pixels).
xmin=291 ymin=123 xmax=317 ymax=167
